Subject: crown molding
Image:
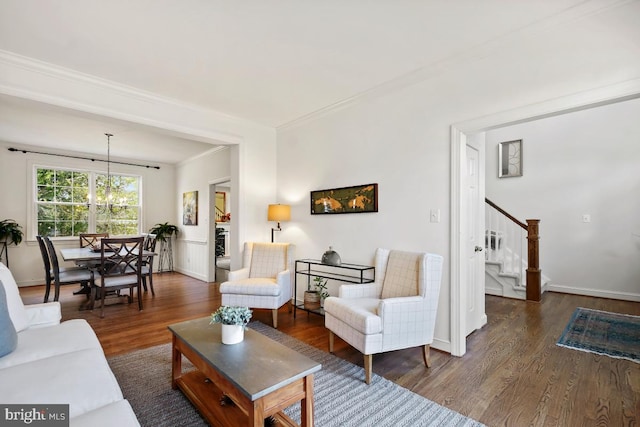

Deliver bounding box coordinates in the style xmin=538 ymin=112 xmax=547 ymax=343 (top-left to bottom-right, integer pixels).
xmin=178 ymin=145 xmax=229 ymax=167
xmin=277 ymin=0 xmax=635 ymax=132
xmin=0 ymin=50 xmax=270 ymax=145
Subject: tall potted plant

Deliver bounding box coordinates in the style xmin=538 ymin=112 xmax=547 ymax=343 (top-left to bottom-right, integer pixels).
xmin=149 ymin=222 xmax=179 ymax=272
xmin=0 ymin=219 xmax=24 ymax=267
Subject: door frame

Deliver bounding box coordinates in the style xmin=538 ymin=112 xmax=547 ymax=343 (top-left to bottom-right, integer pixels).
xmin=208 ymin=177 xmax=232 ymax=282
xmin=450 ymin=80 xmax=640 ymax=357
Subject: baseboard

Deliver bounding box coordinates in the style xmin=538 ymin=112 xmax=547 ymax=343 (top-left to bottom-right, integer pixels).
xmin=174 ymin=267 xmax=208 ymax=282
xmin=431 ymin=338 xmax=451 ymax=354
xmin=546 ymin=283 xmax=640 ymax=302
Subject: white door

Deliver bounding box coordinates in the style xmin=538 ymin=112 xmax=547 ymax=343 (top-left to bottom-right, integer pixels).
xmin=465 ymin=135 xmax=486 ymax=336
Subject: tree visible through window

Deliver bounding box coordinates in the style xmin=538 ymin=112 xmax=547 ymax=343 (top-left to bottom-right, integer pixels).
xmin=36 ymin=167 xmax=140 ymax=237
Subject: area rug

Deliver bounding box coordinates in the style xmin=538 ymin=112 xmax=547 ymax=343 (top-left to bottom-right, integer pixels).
xmin=557 ymin=307 xmax=640 ymax=363
xmin=108 ymin=322 xmax=484 ymax=427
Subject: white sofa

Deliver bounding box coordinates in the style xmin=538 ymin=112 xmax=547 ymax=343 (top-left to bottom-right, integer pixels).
xmin=0 ymin=262 xmax=139 ymax=426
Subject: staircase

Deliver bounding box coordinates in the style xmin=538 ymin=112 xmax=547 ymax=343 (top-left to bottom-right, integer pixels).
xmin=484 ymin=199 xmax=543 ymax=301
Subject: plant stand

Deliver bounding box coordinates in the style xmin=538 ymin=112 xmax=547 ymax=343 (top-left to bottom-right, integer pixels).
xmin=157 ymin=238 xmax=174 ymax=272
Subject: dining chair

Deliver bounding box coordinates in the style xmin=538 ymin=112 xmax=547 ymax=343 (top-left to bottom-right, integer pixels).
xmin=79 ymin=233 xmax=109 ymax=248
xmin=140 ymin=233 xmax=157 ymax=295
xmin=42 ymin=236 xmax=95 ymax=302
xmin=91 ymin=236 xmax=144 ymax=318
xmin=75 ymin=233 xmax=110 ymax=294
xmin=36 ymin=235 xmax=53 ymax=302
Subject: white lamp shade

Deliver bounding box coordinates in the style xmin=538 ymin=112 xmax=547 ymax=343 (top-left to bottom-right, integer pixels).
xmin=268 ymin=204 xmax=291 ymax=222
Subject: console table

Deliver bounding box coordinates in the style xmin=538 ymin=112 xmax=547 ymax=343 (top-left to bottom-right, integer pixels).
xmin=293 ymin=259 xmax=375 ymax=318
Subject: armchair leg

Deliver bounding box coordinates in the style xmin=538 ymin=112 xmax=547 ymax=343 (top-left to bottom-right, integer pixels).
xmin=364 ymin=354 xmax=372 ymax=385
xmin=422 ymin=344 xmax=431 ymax=368
xmin=329 ymin=331 xmax=334 ymax=353
xmin=272 ymin=309 xmax=278 ymax=328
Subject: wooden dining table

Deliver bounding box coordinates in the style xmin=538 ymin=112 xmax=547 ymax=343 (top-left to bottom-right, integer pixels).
xmin=60 ymin=247 xmax=156 ymax=263
xmin=60 ymin=246 xmax=156 ymax=310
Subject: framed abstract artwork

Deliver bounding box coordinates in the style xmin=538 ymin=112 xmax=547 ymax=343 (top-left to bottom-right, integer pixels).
xmin=183 ymin=191 xmax=198 ymax=225
xmin=498 ymin=139 xmax=523 ymax=178
xmin=310 ymin=183 xmax=378 ymax=215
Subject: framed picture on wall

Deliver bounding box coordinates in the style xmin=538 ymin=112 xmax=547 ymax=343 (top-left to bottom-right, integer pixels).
xmin=498 ymin=139 xmax=523 ymax=178
xmin=183 ymin=191 xmax=198 ymax=225
xmin=310 ymin=183 xmax=378 ymax=214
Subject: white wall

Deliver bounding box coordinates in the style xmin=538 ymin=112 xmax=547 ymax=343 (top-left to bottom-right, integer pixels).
xmin=175 ymin=147 xmax=231 ymax=281
xmin=485 ymin=98 xmax=640 ymax=301
xmin=174 ymin=124 xmax=279 ymax=281
xmin=0 ymin=140 xmax=176 ymax=286
xmin=277 ymin=4 xmax=640 ymax=352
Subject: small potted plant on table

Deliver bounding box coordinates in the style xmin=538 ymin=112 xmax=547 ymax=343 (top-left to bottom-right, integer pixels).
xmin=210 ymin=306 xmax=253 ymax=345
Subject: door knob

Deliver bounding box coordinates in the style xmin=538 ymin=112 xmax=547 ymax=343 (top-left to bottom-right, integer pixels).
xmin=474 ymin=246 xmax=483 ymax=252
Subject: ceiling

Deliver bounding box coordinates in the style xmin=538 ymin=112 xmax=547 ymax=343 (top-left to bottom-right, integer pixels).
xmin=0 ymin=0 xmax=591 ymax=164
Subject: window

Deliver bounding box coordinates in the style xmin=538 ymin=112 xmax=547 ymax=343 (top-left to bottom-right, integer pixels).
xmin=36 ymin=167 xmax=141 ymax=237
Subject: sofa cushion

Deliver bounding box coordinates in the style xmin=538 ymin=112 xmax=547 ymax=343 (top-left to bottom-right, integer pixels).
xmin=0 ymin=348 xmax=124 ymax=418
xmin=0 ymin=263 xmax=29 ymax=332
xmin=0 ymin=281 xmax=18 ymax=357
xmin=380 ymin=251 xmax=420 ymax=299
xmin=0 ymin=319 xmax=102 ymax=369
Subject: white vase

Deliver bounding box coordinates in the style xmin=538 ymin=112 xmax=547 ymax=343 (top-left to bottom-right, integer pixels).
xmin=221 ymin=324 xmax=244 ymax=345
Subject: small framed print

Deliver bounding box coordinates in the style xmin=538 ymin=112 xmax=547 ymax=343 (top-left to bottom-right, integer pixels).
xmin=498 ymin=139 xmax=523 ymax=178
xmin=183 ymin=191 xmax=198 ymax=225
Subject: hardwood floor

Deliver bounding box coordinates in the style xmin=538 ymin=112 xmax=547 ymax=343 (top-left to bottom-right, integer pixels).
xmin=19 ymin=273 xmax=640 ymax=426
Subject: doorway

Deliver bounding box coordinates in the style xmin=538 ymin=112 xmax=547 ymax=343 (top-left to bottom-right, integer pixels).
xmin=450 ymin=84 xmax=640 ymax=357
xmin=208 ymin=179 xmax=231 ymax=282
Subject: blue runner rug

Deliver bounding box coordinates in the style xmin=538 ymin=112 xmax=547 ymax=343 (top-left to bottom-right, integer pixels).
xmin=557 ymin=307 xmax=640 ymax=363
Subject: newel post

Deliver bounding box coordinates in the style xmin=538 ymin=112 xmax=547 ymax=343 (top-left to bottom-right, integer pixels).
xmin=526 ymin=219 xmax=541 ymax=302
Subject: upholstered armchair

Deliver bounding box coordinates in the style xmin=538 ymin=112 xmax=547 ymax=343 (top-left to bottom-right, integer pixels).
xmin=324 ymin=248 xmax=444 ymax=384
xmin=219 ymin=242 xmax=294 ymax=328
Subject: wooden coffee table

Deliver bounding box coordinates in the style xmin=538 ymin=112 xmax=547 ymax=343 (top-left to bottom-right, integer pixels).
xmin=168 ymin=317 xmax=321 ymax=427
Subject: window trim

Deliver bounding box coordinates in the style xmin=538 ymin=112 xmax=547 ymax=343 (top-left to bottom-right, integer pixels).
xmin=30 ymin=162 xmax=142 ymax=241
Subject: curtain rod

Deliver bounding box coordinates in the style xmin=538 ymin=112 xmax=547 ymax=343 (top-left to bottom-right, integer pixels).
xmin=7 ymin=147 xmax=161 ymax=170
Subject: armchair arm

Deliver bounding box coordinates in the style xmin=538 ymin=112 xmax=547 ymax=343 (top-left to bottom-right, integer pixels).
xmin=25 ymin=302 xmax=62 ymax=329
xmin=338 ymin=283 xmax=378 ymax=299
xmin=276 ymin=269 xmax=292 ymax=300
xmin=227 ymin=267 xmax=250 ymax=281
xmin=378 ymin=297 xmax=436 ymax=346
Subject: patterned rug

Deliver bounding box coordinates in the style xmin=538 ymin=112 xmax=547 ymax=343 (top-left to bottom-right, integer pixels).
xmin=557 ymin=307 xmax=640 ymax=363
xmin=108 ymin=322 xmax=485 ymax=427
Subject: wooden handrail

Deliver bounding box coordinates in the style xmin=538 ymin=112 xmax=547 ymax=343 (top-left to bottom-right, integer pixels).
xmin=485 ymin=198 xmax=526 ymax=229
xmin=485 ymin=198 xmax=541 ymax=302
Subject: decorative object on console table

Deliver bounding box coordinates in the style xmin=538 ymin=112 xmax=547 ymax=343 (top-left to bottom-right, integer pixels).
xmin=149 ymin=222 xmax=179 ymax=272
xmin=182 ymin=191 xmax=198 ymax=225
xmin=210 ymin=306 xmax=253 ymax=345
xmin=321 ymin=246 xmax=341 ymax=266
xmin=0 ymin=219 xmax=23 ymax=268
xmin=310 ymin=183 xmax=378 ymax=214
xmin=498 ymin=139 xmax=523 ymax=178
